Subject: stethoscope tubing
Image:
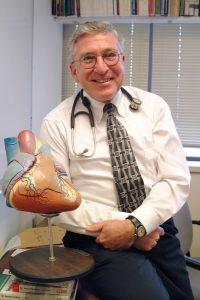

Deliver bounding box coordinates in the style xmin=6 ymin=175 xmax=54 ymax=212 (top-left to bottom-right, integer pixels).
xmin=70 ymin=88 xmax=141 ymax=157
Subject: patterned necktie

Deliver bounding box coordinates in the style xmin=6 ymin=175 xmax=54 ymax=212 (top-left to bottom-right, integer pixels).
xmin=104 ymin=103 xmax=146 ymax=212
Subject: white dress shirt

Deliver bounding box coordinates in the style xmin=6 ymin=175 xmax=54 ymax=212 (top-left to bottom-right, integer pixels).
xmin=40 ymin=86 xmax=190 ymax=235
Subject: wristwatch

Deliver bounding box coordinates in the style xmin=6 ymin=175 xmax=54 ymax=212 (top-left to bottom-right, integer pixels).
xmin=126 ymin=216 xmax=146 ymax=238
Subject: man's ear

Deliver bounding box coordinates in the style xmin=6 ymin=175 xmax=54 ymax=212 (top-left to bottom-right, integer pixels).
xmin=69 ymin=64 xmax=79 ymax=82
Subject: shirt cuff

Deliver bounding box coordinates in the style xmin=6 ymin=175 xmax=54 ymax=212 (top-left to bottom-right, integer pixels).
xmin=109 ymin=203 xmax=160 ymax=234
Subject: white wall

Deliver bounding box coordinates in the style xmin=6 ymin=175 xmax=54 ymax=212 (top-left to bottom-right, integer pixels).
xmin=32 ymin=0 xmax=63 ymax=134
xmin=0 ymin=0 xmax=33 ymax=176
xmin=0 ymin=0 xmax=63 ymax=250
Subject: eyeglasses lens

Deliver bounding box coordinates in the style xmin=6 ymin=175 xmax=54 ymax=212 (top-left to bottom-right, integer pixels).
xmin=80 ymin=52 xmax=120 ymax=69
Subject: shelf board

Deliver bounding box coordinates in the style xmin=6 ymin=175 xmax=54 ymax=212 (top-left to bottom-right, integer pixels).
xmin=54 ymin=16 xmax=200 ymax=25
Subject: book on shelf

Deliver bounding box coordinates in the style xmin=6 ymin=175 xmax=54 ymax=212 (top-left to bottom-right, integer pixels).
xmin=188 ymin=0 xmax=200 ymax=16
xmin=184 ymin=0 xmax=200 ymax=16
xmin=131 ymin=0 xmax=137 ymax=15
xmin=76 ymin=0 xmax=80 ymax=17
xmin=57 ymin=0 xmax=62 ymax=17
xmin=0 ymin=274 xmax=13 ymax=291
xmin=149 ymin=0 xmax=155 ymax=16
xmin=0 ymin=291 xmax=74 ymax=300
xmin=179 ymin=0 xmax=185 ymax=16
xmin=184 ymin=0 xmax=192 ymax=15
xmin=0 ymin=270 xmax=16 ymax=292
xmin=51 ymin=0 xmax=200 ymax=18
xmin=118 ymin=0 xmax=132 ymax=16
xmin=51 ymin=0 xmax=77 ymax=17
xmin=169 ymin=0 xmax=180 ymax=17
xmin=52 ymin=0 xmax=57 ymax=15
xmin=0 ymin=269 xmax=77 ymax=300
xmin=155 ymin=0 xmax=161 ymax=16
xmin=194 ymin=0 xmax=200 ymax=16
xmin=79 ymin=0 xmax=112 ymax=17
xmin=11 ymin=279 xmax=75 ymax=295
xmin=137 ymin=0 xmax=149 ymax=16
xmin=79 ymin=0 xmax=92 ymax=17
xmin=63 ymin=0 xmax=76 ymax=16
xmin=160 ymin=0 xmax=169 ymax=16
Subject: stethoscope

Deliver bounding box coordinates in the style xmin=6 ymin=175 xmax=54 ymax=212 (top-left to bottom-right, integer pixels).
xmin=71 ymin=87 xmax=142 ymax=157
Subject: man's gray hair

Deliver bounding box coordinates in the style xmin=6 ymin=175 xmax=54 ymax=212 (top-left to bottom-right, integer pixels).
xmin=68 ymin=21 xmax=124 ymax=63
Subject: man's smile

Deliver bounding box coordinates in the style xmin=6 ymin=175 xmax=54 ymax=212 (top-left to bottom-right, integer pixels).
xmin=92 ymin=78 xmax=112 ymax=83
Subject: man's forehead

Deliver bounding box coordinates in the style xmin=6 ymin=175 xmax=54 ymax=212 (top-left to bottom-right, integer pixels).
xmin=74 ymin=33 xmax=119 ymax=56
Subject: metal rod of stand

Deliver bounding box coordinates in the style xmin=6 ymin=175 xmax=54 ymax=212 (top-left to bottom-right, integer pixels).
xmin=47 ymin=216 xmax=56 ymax=262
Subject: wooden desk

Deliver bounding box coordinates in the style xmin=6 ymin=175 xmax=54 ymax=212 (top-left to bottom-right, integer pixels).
xmin=0 ymin=250 xmax=14 ymax=273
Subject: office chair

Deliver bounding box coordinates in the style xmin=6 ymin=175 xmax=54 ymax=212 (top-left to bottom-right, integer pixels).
xmin=174 ymin=202 xmax=200 ymax=300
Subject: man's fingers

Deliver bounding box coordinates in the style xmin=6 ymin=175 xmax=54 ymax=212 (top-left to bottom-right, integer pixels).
xmin=95 ymin=236 xmax=100 ymax=243
xmin=86 ymin=221 xmax=104 ymax=233
xmin=147 ymin=227 xmax=165 ymax=242
xmin=157 ymin=226 xmax=165 ymax=236
xmin=152 ymin=227 xmax=165 ymax=242
xmin=133 ymin=226 xmax=165 ymax=252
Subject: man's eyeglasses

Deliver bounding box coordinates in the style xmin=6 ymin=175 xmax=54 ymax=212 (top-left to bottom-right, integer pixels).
xmin=72 ymin=50 xmax=123 ymax=69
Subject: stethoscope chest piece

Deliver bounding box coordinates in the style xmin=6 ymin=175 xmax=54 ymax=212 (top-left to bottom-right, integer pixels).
xmin=129 ymin=98 xmax=141 ymax=111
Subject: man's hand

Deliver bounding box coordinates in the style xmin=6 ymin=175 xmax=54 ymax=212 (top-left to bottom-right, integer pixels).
xmin=86 ymin=219 xmax=136 ymax=250
xmin=133 ymin=227 xmax=165 ymax=251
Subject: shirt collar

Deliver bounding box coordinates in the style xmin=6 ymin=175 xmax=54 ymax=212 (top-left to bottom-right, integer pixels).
xmin=83 ymin=89 xmax=126 ymax=123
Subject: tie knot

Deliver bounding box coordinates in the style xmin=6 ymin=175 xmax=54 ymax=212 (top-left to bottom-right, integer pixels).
xmin=103 ymin=103 xmax=116 ymax=115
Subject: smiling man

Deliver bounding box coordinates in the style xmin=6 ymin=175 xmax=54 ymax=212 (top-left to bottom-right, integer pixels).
xmin=40 ymin=21 xmax=193 ymax=300
xmin=70 ymin=31 xmax=125 ymax=102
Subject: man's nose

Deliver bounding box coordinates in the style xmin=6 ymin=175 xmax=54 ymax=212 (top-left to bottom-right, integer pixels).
xmin=94 ymin=56 xmax=109 ymax=72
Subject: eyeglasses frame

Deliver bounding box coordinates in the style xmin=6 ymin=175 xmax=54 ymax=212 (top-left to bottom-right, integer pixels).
xmin=71 ymin=51 xmax=124 ymax=69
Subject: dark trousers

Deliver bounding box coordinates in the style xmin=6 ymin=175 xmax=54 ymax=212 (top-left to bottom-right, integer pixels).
xmin=63 ymin=218 xmax=194 ymax=300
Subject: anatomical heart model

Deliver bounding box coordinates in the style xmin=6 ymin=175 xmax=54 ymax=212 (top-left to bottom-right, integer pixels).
xmin=1 ymin=130 xmax=81 ymax=214
xmin=1 ymin=131 xmax=94 ymax=286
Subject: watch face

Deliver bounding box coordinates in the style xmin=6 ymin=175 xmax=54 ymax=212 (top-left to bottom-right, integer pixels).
xmin=137 ymin=226 xmax=146 ymax=237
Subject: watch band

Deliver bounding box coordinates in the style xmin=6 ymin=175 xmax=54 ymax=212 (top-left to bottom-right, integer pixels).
xmin=126 ymin=215 xmax=146 ymax=237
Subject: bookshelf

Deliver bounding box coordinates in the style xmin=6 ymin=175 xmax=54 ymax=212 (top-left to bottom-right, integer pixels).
xmin=52 ymin=0 xmax=200 ymax=24
xmin=54 ymin=15 xmax=200 ymax=24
